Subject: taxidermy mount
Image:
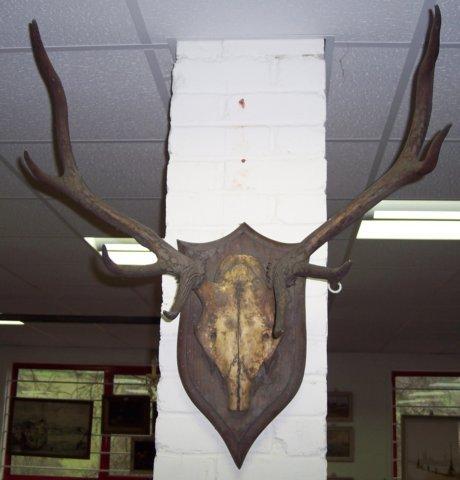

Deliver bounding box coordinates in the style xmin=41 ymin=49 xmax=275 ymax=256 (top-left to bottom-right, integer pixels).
xmin=22 ymin=7 xmax=450 ymax=468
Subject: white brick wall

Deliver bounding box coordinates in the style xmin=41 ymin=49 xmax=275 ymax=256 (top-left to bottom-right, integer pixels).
xmin=157 ymin=38 xmax=327 ymax=480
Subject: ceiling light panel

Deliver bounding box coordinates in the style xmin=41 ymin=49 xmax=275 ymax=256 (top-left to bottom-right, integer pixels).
xmin=85 ymin=237 xmax=157 ymax=265
xmin=357 ymin=220 xmax=460 ymax=240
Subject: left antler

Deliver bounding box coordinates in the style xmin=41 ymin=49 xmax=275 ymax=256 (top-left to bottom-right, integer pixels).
xmin=22 ymin=20 xmax=205 ymax=320
xmin=270 ymin=5 xmax=451 ymax=338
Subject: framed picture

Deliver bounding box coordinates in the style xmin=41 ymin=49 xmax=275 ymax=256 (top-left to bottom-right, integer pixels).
xmin=402 ymin=415 xmax=460 ymax=480
xmin=131 ymin=436 xmax=156 ymax=474
xmin=102 ymin=395 xmax=151 ymax=435
xmin=327 ymin=391 xmax=353 ymax=422
xmin=327 ymin=426 xmax=354 ymax=462
xmin=7 ymin=398 xmax=93 ymax=459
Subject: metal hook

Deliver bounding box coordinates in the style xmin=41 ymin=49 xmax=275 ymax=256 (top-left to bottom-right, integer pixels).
xmin=328 ymin=281 xmax=342 ymax=294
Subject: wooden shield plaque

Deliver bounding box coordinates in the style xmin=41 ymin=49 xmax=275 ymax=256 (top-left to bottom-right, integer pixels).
xmin=177 ymin=224 xmax=306 ymax=468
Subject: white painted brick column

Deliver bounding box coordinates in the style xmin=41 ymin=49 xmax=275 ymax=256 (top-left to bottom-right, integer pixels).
xmin=155 ymin=38 xmax=327 ymax=480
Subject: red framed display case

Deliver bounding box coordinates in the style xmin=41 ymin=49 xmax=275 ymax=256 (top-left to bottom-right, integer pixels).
xmin=3 ymin=363 xmax=154 ymax=480
xmin=391 ymin=370 xmax=459 ymax=479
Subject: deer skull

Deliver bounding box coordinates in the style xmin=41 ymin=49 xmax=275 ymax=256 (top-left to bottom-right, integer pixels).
xmin=196 ymin=254 xmax=280 ymax=411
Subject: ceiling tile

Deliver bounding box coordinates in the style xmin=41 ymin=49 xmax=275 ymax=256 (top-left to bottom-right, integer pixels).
xmin=400 ymin=314 xmax=460 ymax=339
xmin=0 ymin=199 xmax=74 ymax=236
xmin=0 ymin=324 xmax=62 ymax=347
xmin=326 ymin=141 xmax=377 ymax=199
xmin=0 ymin=142 xmax=166 ymax=198
xmin=0 ymin=158 xmax=34 ymax=197
xmin=132 ymin=281 xmax=162 ymax=314
xmin=337 ymin=266 xmax=452 ymax=301
xmin=440 ymin=268 xmax=460 ymax=285
xmin=0 ymin=51 xmax=168 ymax=141
xmin=0 ymin=322 xmax=159 ymax=348
xmin=327 ymin=47 xmax=408 ymax=139
xmin=0 ymin=236 xmax=92 ymax=266
xmin=0 ymin=292 xmax=73 ymax=315
xmin=139 ymin=0 xmax=423 ymax=42
xmin=383 ymin=334 xmax=460 ymax=355
xmin=438 ymin=0 xmax=460 ymax=42
xmin=8 ymin=261 xmax=136 ymax=288
xmin=47 ymin=198 xmax=163 ymax=237
xmin=100 ymin=324 xmax=159 ymax=348
xmin=58 ymin=296 xmax=157 ymax=316
xmin=0 ymin=0 xmax=139 ymax=48
xmin=133 ymin=281 xmax=161 ymax=297
xmin=327 ymin=239 xmax=348 ymax=266
xmin=351 ymin=239 xmax=460 ymax=270
xmin=431 ymin=279 xmax=460 ymax=308
xmin=329 ymin=300 xmax=460 ymax=354
xmin=31 ymin=323 xmax=129 ymax=348
xmin=328 ymin=306 xmax=405 ymax=353
xmin=0 ymin=265 xmax=38 ymax=290
xmin=56 ymin=285 xmax=142 ymax=305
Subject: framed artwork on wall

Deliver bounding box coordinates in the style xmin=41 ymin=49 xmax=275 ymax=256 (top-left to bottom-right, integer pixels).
xmin=130 ymin=436 xmax=156 ymax=474
xmin=7 ymin=397 xmax=93 ymax=459
xmin=327 ymin=426 xmax=354 ymax=462
xmin=402 ymin=415 xmax=460 ymax=479
xmin=102 ymin=395 xmax=151 ymax=435
xmin=327 ymin=391 xmax=353 ymax=422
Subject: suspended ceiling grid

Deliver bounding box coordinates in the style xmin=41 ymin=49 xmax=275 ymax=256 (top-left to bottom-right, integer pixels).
xmin=0 ymin=0 xmax=459 ymax=353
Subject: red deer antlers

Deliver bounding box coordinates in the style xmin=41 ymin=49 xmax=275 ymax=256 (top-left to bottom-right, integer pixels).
xmin=23 ymin=7 xmax=450 ymax=337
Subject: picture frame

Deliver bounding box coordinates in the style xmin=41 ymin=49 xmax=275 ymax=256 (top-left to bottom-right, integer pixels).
xmin=7 ymin=397 xmax=93 ymax=459
xmin=102 ymin=395 xmax=151 ymax=435
xmin=327 ymin=426 xmax=354 ymax=462
xmin=401 ymin=415 xmax=460 ymax=480
xmin=130 ymin=436 xmax=156 ymax=474
xmin=327 ymin=391 xmax=353 ymax=422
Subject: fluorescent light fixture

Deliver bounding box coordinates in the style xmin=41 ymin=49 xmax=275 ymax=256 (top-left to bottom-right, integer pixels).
xmin=84 ymin=237 xmax=157 ymax=265
xmin=358 ymin=220 xmax=460 ymax=240
xmin=374 ymin=210 xmax=460 ymax=220
xmin=357 ymin=200 xmax=460 ymax=240
xmin=369 ymin=200 xmax=460 ymax=217
xmin=0 ymin=320 xmax=24 ymax=326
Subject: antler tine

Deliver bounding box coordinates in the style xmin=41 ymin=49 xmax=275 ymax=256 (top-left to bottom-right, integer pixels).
xmin=23 ymin=21 xmax=204 ymax=320
xmin=270 ymin=6 xmax=451 ymax=338
xmin=286 ymin=260 xmax=352 ymax=288
xmin=28 ymin=20 xmax=75 ymax=175
xmin=402 ymin=5 xmax=441 ymax=158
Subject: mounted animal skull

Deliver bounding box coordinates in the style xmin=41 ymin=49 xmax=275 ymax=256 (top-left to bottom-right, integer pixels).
xmin=23 ymin=7 xmax=450 ymax=467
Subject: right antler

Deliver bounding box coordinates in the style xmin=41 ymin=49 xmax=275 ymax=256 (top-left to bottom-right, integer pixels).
xmin=270 ymin=6 xmax=451 ymax=337
xmin=23 ymin=20 xmax=204 ymax=320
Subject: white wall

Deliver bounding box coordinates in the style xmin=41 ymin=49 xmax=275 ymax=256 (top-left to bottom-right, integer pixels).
xmin=156 ymin=38 xmax=328 ymax=479
xmin=327 ymin=352 xmax=460 ymax=480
